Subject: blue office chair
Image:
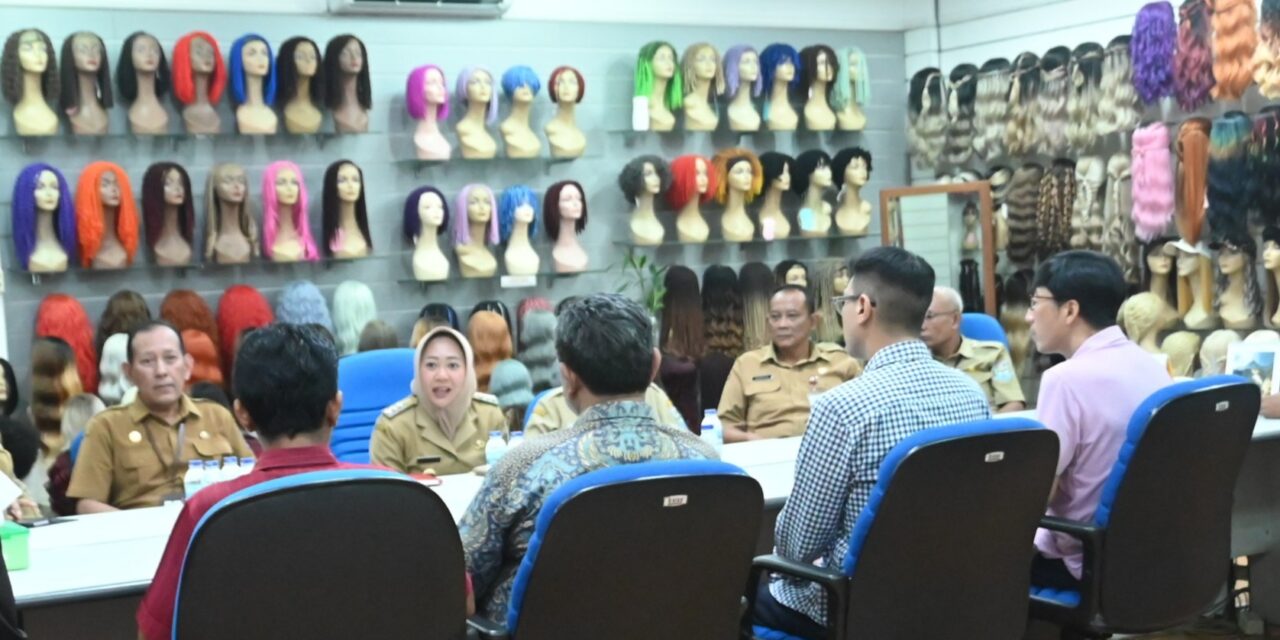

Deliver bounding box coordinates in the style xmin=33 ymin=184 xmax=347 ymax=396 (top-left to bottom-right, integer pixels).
xmin=960 ymin=312 xmax=1009 ymax=349
xmin=521 ymin=388 xmax=554 ymax=429
xmin=332 ymin=348 xmax=415 ymax=463
xmin=748 ymin=418 xmax=1059 ymax=640
xmin=68 ymin=432 xmax=85 ymax=467
xmin=172 ymin=469 xmax=466 ymax=640
xmin=468 ymin=460 xmax=763 ymax=639
xmin=1029 ymin=375 xmax=1259 ymax=635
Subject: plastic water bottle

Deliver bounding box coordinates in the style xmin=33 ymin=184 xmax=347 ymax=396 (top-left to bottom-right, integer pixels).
xmin=183 ymin=460 xmax=204 ymax=499
xmin=239 ymin=457 xmax=256 ymax=477
xmin=220 ymin=457 xmax=241 ymax=482
xmin=202 ymin=460 xmax=220 ymax=488
xmin=485 ymin=430 xmax=508 ymax=465
xmin=700 ymin=410 xmax=724 ymax=456
xmin=507 ymin=431 xmax=525 ymax=450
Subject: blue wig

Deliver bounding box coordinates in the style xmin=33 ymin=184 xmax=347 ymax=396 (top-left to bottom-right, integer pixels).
xmin=760 ymin=43 xmax=801 ymax=91
xmin=499 ymin=185 xmax=541 ymax=242
xmin=12 ymin=163 xmax=77 ymax=270
xmin=501 ymin=65 xmax=541 ymax=99
xmin=229 ymin=34 xmax=277 ymax=106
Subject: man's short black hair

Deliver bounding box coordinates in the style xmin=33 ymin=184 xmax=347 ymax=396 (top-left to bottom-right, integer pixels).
xmin=0 ymin=417 xmax=39 ymax=479
xmin=126 ymin=320 xmax=186 ymax=363
xmin=1032 ymin=250 xmax=1126 ymax=330
xmin=848 ymin=247 xmax=936 ymax=334
xmin=555 ymin=293 xmax=652 ymax=396
xmin=232 ymin=323 xmax=338 ymax=441
xmin=771 ymin=284 xmax=815 ymax=314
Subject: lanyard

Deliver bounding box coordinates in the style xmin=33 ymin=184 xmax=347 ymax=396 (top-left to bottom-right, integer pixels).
xmin=141 ymin=420 xmax=186 ymax=476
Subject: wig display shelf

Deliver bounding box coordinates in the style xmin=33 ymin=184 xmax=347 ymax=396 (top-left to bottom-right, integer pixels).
xmin=611 ymin=127 xmax=866 ymax=150
xmin=11 ymin=262 xmax=204 ymax=285
xmin=395 ymin=267 xmax=608 ymax=290
xmin=6 ymin=129 xmax=373 ymax=153
xmin=390 ymin=130 xmax=603 ymax=177
xmin=613 ymin=234 xmax=872 ymax=251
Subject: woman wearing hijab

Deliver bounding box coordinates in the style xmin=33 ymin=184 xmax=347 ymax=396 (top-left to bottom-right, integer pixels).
xmin=370 ymin=327 xmax=506 ymax=475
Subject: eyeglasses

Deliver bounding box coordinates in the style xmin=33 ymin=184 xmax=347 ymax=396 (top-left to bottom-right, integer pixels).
xmin=1029 ymin=294 xmax=1057 ymax=310
xmin=833 ymin=294 xmax=874 ymax=314
xmin=924 ymin=310 xmax=959 ymax=321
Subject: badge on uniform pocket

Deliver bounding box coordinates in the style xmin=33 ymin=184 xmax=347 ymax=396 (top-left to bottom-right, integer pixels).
xmin=993 ymin=360 xmax=1015 ymax=383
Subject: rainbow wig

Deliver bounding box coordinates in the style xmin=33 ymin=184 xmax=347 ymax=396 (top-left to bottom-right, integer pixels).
xmin=75 ymin=161 xmax=139 ymax=268
xmin=172 ymin=31 xmax=226 ymax=106
xmin=405 ymin=64 xmax=449 ymax=121
xmin=455 ymin=67 xmax=499 ymax=124
xmin=501 ymin=65 xmax=541 ymax=99
xmin=216 ymin=284 xmax=275 ymax=376
xmin=228 ymin=34 xmax=276 ymax=106
xmin=403 ymin=186 xmax=450 ymax=240
xmin=499 ymin=185 xmax=541 ymax=242
xmin=12 ymin=163 xmax=76 ymax=270
xmin=261 ymin=160 xmax=319 ymax=262
xmin=452 ymin=184 xmax=499 ymax=247
xmin=723 ymin=45 xmax=764 ymax=98
xmin=35 ymin=293 xmax=98 ymax=393
xmin=831 ymin=46 xmax=871 ymax=110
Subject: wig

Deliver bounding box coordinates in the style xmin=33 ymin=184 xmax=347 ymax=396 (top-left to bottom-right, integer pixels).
xmin=810 ymin=259 xmax=846 ymax=344
xmin=548 ymin=66 xmax=585 ymax=104
xmin=95 ymin=289 xmax=151 ymax=357
xmin=517 ymin=297 xmax=553 ymax=325
xmin=1006 ymin=163 xmax=1045 ymax=266
xmin=498 ymin=185 xmax=541 ymax=242
xmin=759 ymin=152 xmax=794 ymax=192
xmin=1066 ymin=43 xmax=1104 ymax=153
xmin=419 ymin=303 xmax=460 ymax=334
xmin=988 ymin=165 xmax=1015 ymax=209
xmin=182 ymin=329 xmax=223 ymax=390
xmin=1102 ymin=153 xmax=1141 ymax=285
xmin=204 ymin=163 xmax=259 ymax=263
xmin=1255 ymin=107 xmax=1280 ymax=231
xmin=229 ymin=34 xmax=276 ymax=106
xmin=116 ymin=31 xmax=168 ymax=103
xmin=712 ymin=148 xmax=764 ymax=204
xmin=321 ymin=159 xmax=371 ymax=257
xmin=682 ymin=42 xmax=724 ymax=101
xmin=1176 ymin=0 xmax=1216 ymax=109
xmin=276 ymin=36 xmax=324 ymax=107
xmin=739 ymin=262 xmax=776 ymax=351
xmin=75 ymin=161 xmax=140 ymax=268
xmin=1071 ymin=156 xmax=1106 ymax=251
xmin=1266 ymin=226 xmax=1280 ymax=320
xmin=1035 ymin=159 xmax=1077 ymax=260
xmin=357 ymin=320 xmax=399 ymax=352
xmin=1175 ymin=250 xmax=1217 ymax=318
xmin=323 ymin=35 xmax=370 ymax=110
xmin=276 ymin=280 xmax=334 ymax=333
xmin=1211 ymin=0 xmax=1258 ymax=101
xmin=666 ymin=155 xmax=718 ymax=209
xmin=160 ymin=289 xmax=220 ymax=352
xmin=0 ymin=359 xmax=16 ymax=417
xmin=97 ymin=333 xmax=132 ymax=406
xmin=403 ymin=185 xmax=450 ymax=240
xmin=760 ymin=43 xmax=801 ymax=91
xmin=1036 ymin=47 xmax=1071 ymax=155
xmin=1214 ymin=238 xmax=1264 ymax=321
xmin=1207 ymin=112 xmax=1254 ymax=247
xmin=791 ymin=149 xmax=832 ymax=196
xmin=703 ymin=264 xmax=744 ymax=357
xmin=1098 ymin=36 xmax=1141 ymax=136
xmin=1000 ymin=269 xmax=1034 ymax=372
xmin=1003 ymin=54 xmax=1040 ymax=157
xmin=331 ymin=280 xmax=375 ymax=356
xmin=723 ymin=45 xmax=763 ymax=98
xmin=831 ymin=46 xmax=870 ymax=110
xmin=452 ymin=184 xmax=499 ymax=246
xmin=1130 ymin=122 xmax=1176 ymax=242
xmin=618 ymin=155 xmax=672 ymax=204
xmin=141 ymin=162 xmax=195 ymax=254
xmin=909 ymin=67 xmax=948 ymax=167
xmin=774 ymin=259 xmax=808 ymax=287
xmin=500 ymin=64 xmax=540 ymax=99
xmin=2 ymin=29 xmax=58 ymax=106
xmin=59 ymin=32 xmax=112 ymax=114
xmin=634 ymin=41 xmax=683 ymax=110
xmin=467 ymin=310 xmax=513 ymax=393
xmin=800 ymin=44 xmax=837 ymax=97
xmin=1162 ymin=331 xmax=1203 ymax=377
xmin=1260 ymin=1 xmax=1280 ymax=100
xmin=35 ymin=294 xmax=97 ymax=393
xmin=973 ymin=58 xmax=1012 ymax=161
xmin=516 ymin=309 xmax=559 ymax=393
xmin=1132 ymin=1 xmax=1177 ymax=104
xmin=261 ymin=160 xmax=319 ymax=262
xmin=405 ymin=65 xmax=448 ymax=121
xmin=1175 ymin=117 xmax=1210 ymax=246
xmin=543 ymin=180 xmax=588 ymax=240
xmin=944 ymin=63 xmax=978 ymax=166
xmin=489 ymin=359 xmax=533 ymax=413
xmin=661 ymin=266 xmax=704 ymax=360
xmin=1142 ymin=236 xmax=1181 ymax=299
xmin=472 ymin=301 xmax=512 ymax=339
xmin=832 ymin=147 xmax=873 ymax=195
xmin=172 ymin=31 xmax=226 ymax=106
xmin=216 ymin=284 xmax=275 ymax=373
xmin=455 ymin=66 xmax=498 ymax=124
xmin=11 ymin=162 xmax=77 ymax=270
xmin=29 ymin=337 xmax=82 ymax=437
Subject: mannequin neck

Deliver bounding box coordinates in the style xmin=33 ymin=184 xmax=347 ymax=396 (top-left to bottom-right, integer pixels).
xmin=161 ymin=205 xmax=182 ymax=237
xmin=35 ymin=207 xmax=56 ymax=240
xmin=725 ymin=187 xmax=747 ymax=215
xmin=421 ymin=104 xmax=440 ymax=128
xmin=651 ymin=77 xmax=669 ymax=110
xmin=1225 ymin=269 xmax=1247 ymax=301
xmin=1187 ymin=270 xmax=1208 ymax=308
xmin=244 ymin=75 xmax=265 ymax=106
xmin=633 ymin=193 xmax=657 ymax=219
xmin=689 ymin=77 xmax=711 ymax=101
xmin=761 ymin=186 xmax=784 ymax=214
xmin=467 ymin=220 xmax=488 ymax=248
xmin=555 ymin=222 xmax=579 ymax=248
xmin=1149 ymin=272 xmax=1170 ymax=300
xmin=804 ymin=184 xmax=825 ymax=210
xmin=290 ymin=76 xmax=312 ymax=107
xmin=678 ymin=198 xmax=702 ymax=222
xmin=340 ymin=73 xmax=359 ymax=108
xmin=465 ymin=98 xmax=488 ymax=122
xmin=770 ymin=80 xmax=790 ymax=104
xmin=219 ymin=202 xmax=244 ymax=234
xmin=338 ymin=200 xmax=361 ymax=233
xmin=100 ymin=207 xmax=119 ymax=244
xmin=193 ymin=73 xmax=210 ymax=106
xmin=20 ymin=71 xmax=43 ymax=107
xmin=731 ymin=85 xmax=755 ymax=107
xmin=509 ymin=221 xmax=533 ymax=250
xmin=416 ymin=225 xmax=441 ymax=252
xmin=840 ymin=183 xmax=863 ymax=207
xmin=135 ymin=72 xmax=159 ymax=103
xmin=276 ymin=205 xmax=297 ymax=235
xmin=76 ymin=72 xmax=101 ymax=110
xmin=507 ymin=100 xmax=532 ymax=126
xmin=553 ymin=101 xmax=576 ymax=124
xmin=809 ymin=80 xmax=828 ymax=101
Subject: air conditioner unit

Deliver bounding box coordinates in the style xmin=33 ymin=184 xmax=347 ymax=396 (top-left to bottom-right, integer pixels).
xmin=328 ymin=0 xmax=510 ymax=18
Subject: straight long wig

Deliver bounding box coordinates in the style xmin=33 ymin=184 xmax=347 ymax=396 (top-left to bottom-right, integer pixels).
xmin=75 ymin=161 xmax=139 ymax=268
xmin=661 ymin=266 xmax=704 ymax=360
xmin=1175 ymin=117 xmax=1210 ymax=246
xmin=141 ymin=162 xmax=195 ymax=253
xmin=321 ymin=159 xmax=372 ymax=257
xmin=261 ymin=160 xmax=319 ymax=262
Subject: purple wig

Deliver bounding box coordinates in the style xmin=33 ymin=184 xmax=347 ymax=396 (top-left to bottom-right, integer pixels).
xmin=403 ymin=185 xmax=449 ymax=240
xmin=1131 ymin=1 xmax=1177 ymax=104
xmin=405 ymin=64 xmax=449 ymax=121
xmin=723 ymin=45 xmax=764 ymax=98
xmin=452 ymin=183 xmax=499 ymax=247
xmin=261 ymin=160 xmax=319 ymax=262
xmin=12 ymin=163 xmax=77 ymax=270
xmin=455 ymin=66 xmax=499 ymax=125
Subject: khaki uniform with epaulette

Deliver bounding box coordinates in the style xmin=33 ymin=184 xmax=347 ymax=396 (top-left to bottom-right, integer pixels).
xmin=936 ymin=336 xmax=1026 ymax=410
xmin=718 ymin=342 xmax=862 ymax=438
xmin=370 ymin=392 xmax=507 ymax=475
xmin=524 ymin=383 xmax=687 ymax=437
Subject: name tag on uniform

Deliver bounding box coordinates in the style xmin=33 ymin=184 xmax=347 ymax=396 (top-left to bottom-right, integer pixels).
xmin=752 ymin=374 xmax=774 ymax=382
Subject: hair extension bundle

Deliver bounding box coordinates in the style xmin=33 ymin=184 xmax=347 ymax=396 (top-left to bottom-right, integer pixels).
xmin=1067 ymin=43 xmax=1105 ymax=153
xmin=1102 ymin=153 xmax=1141 ymax=285
xmin=660 ymin=266 xmax=704 ymax=361
xmin=1212 ymin=0 xmax=1259 ymax=100
xmin=973 ymin=58 xmax=1011 ymax=161
xmin=1006 ymin=163 xmax=1045 ymax=266
xmin=1036 ymin=159 xmax=1077 ymax=259
xmin=908 ymin=68 xmax=946 ymax=169
xmin=702 ymin=265 xmax=744 ymax=357
xmin=1000 ymin=269 xmax=1034 ymax=373
xmin=516 ymin=311 xmax=559 ymax=393
xmin=1037 ymin=47 xmax=1072 ymax=155
xmin=1207 ymin=111 xmax=1255 ymax=246
xmin=944 ymin=64 xmax=978 ymax=166
xmin=1004 ymin=53 xmax=1041 ymax=156
xmin=1254 ymin=107 xmax=1280 ymax=232
xmin=810 ymin=259 xmax=845 ymax=345
xmin=1176 ymin=0 xmax=1216 ymax=109
xmin=1260 ymin=0 xmax=1280 ymax=99
xmin=739 ymin=262 xmax=776 ymax=351
xmin=1175 ymin=117 xmax=1210 ymax=246
xmin=1132 ymin=2 xmax=1177 ymax=104
xmin=1072 ymin=156 xmax=1106 ymax=250
xmin=1098 ymin=36 xmax=1142 ymax=136
xmin=1130 ymin=122 xmax=1175 ymax=242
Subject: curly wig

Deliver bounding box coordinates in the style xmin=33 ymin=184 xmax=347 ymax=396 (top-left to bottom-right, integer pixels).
xmin=323 ymin=35 xmax=370 ymax=110
xmin=973 ymin=58 xmax=1011 ymax=161
xmin=1211 ymin=0 xmax=1259 ymax=100
xmin=1176 ymin=0 xmax=1216 ymax=109
xmin=12 ymin=162 xmax=77 ymax=270
xmin=29 ymin=337 xmax=82 ymax=437
xmin=160 ymin=289 xmax=220 ymax=353
xmin=618 ymin=155 xmax=672 ymax=204
xmin=95 ymin=289 xmax=151 ymax=356
xmin=1098 ymin=36 xmax=1141 ymax=136
xmin=59 ymin=31 xmax=112 ymax=114
xmin=75 ymin=161 xmax=139 ymax=268
xmin=1102 ymin=153 xmax=1141 ymax=285
xmin=667 ymin=154 xmax=718 ymax=209
xmin=712 ymin=148 xmax=764 ymax=204
xmin=216 ymin=284 xmax=275 ymax=375
xmin=791 ymin=149 xmax=833 ymax=196
xmin=35 ymin=294 xmax=97 ymax=393
xmin=908 ymin=67 xmax=947 ymax=168
xmin=1035 ymin=159 xmax=1077 ymax=260
xmin=1132 ymin=1 xmax=1177 ymax=104
xmin=2 ymin=29 xmax=58 ymax=106
xmin=172 ymin=31 xmax=225 ymax=106
xmin=1006 ymin=163 xmax=1045 ymax=266
xmin=1130 ymin=122 xmax=1176 ymax=242
xmin=1036 ymin=47 xmax=1071 ymax=155
xmin=702 ymin=264 xmax=744 ymax=357
xmin=141 ymin=162 xmax=195 ymax=253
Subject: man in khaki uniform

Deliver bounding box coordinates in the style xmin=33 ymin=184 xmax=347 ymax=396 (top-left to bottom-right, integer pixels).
xmin=720 ymin=285 xmax=862 ymax=441
xmin=69 ymin=322 xmax=253 ymax=513
xmin=370 ymin=392 xmax=506 ymax=475
xmin=921 ymin=287 xmax=1026 ymax=413
xmin=524 ymin=383 xmax=686 ymax=437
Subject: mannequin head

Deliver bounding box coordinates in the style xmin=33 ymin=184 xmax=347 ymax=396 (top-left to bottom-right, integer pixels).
xmin=499 ymin=185 xmax=541 ymax=242
xmin=75 ymin=161 xmax=139 ymax=268
xmin=800 ymin=44 xmax=839 ymax=94
xmin=36 ymin=293 xmax=98 ymax=394
xmin=792 ymin=149 xmax=834 ymax=196
xmin=172 ymin=31 xmax=225 ymax=106
xmin=832 ymin=147 xmax=873 ymax=190
xmin=116 ymin=32 xmax=169 ymax=102
xmin=618 ymin=154 xmax=671 ymax=204
xmin=774 ymin=259 xmax=808 ymax=287
xmin=831 ymin=46 xmax=870 ymax=110
xmin=204 ymin=163 xmax=258 ymax=254
xmin=160 ymin=289 xmax=220 ymax=352
xmin=322 ymin=159 xmax=371 ymax=256
xmin=634 ymin=41 xmax=683 ymax=110
xmin=712 ymin=148 xmax=764 ymax=204
xmin=59 ymin=32 xmax=112 ymax=112
xmin=216 ymin=284 xmax=276 ymax=372
xmin=95 ymin=289 xmax=151 ymax=357
xmin=548 ymin=65 xmax=585 ymax=104
xmin=276 ymin=36 xmax=324 ymax=106
xmin=1215 ymin=237 xmax=1263 ymax=317
xmin=2 ymin=29 xmax=58 ymax=106
xmin=11 ymin=163 xmax=77 ymax=270
xmin=261 ymin=160 xmax=318 ymax=261
xmin=723 ymin=45 xmax=763 ymax=98
xmin=456 ymin=66 xmax=498 ymax=124
xmin=406 ymin=64 xmax=449 ymax=121
xmin=276 ymin=280 xmax=335 ymax=334
xmin=759 ymin=151 xmax=794 ymax=194
xmin=141 ymin=162 xmax=195 ymax=251
xmin=500 ymin=65 xmax=540 ymax=104
xmin=403 ymin=186 xmax=450 ymax=241
xmin=323 ymin=35 xmax=371 ymax=109
xmin=1200 ymin=329 xmax=1243 ymax=376
xmin=1117 ymin=292 xmax=1177 ymax=344
xmin=543 ymin=180 xmax=588 ymax=240
xmin=452 ymin=184 xmax=499 ymax=246
xmin=229 ymin=34 xmax=276 ymax=106
xmin=1161 ymin=331 xmax=1202 ymax=377
xmin=666 ymin=154 xmax=718 ymax=209
xmin=681 ymin=42 xmax=724 ymax=97
xmin=1265 ymin=227 xmax=1280 ymax=318
xmin=760 ymin=43 xmax=801 ymax=92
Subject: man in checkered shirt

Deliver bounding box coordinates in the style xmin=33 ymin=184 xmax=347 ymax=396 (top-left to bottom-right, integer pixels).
xmin=752 ymin=247 xmax=991 ymax=637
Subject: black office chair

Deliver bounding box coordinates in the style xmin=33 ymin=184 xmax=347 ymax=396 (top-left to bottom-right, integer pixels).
xmin=1030 ymin=375 xmax=1259 ymax=637
xmin=172 ymin=469 xmax=467 ymax=640
xmin=0 ymin=536 xmax=25 ymax=640
xmin=748 ymin=417 xmax=1059 ymax=640
xmin=468 ymin=459 xmax=763 ymax=640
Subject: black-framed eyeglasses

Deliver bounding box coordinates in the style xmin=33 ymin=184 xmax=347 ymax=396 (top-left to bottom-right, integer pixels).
xmin=1029 ymin=294 xmax=1057 ymax=310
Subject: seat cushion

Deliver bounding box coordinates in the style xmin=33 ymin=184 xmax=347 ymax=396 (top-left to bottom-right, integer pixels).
xmin=752 ymin=624 xmax=806 ymax=640
xmin=1030 ymin=586 xmax=1081 ymax=608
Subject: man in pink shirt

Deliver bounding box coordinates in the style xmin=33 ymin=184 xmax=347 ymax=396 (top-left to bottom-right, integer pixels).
xmin=1027 ymin=251 xmax=1171 ymax=589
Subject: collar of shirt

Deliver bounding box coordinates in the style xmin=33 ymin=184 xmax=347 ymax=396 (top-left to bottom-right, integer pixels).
xmin=253 ymin=445 xmax=339 ymax=472
xmin=572 ymin=400 xmax=653 ymax=430
xmin=126 ymin=394 xmax=202 ymax=426
xmin=939 ymin=335 xmax=977 ymax=363
xmin=763 ymin=341 xmax=830 ymax=367
xmin=1073 ymin=326 xmax=1127 ymax=359
xmin=865 ymin=339 xmax=933 ymax=373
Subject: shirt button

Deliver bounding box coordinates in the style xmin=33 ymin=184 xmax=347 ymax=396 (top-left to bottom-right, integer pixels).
xmin=199 ymin=430 xmax=210 ymax=439
xmin=128 ymin=431 xmax=142 ymax=443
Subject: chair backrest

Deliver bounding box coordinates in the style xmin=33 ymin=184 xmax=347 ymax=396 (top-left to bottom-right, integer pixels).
xmin=172 ymin=469 xmax=466 ymax=640
xmin=69 ymin=431 xmax=86 ymax=466
xmin=960 ymin=312 xmax=1009 ymax=349
xmin=840 ymin=418 xmax=1059 ymax=640
xmin=522 ymin=388 xmax=554 ymax=429
xmin=332 ymin=348 xmax=415 ymax=463
xmin=506 ymin=460 xmax=762 ymax=640
xmin=1092 ymin=375 xmax=1258 ymax=630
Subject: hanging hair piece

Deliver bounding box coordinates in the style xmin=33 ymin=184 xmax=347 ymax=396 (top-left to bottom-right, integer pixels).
xmin=943 ymin=64 xmax=978 ymax=166
xmin=1207 ymin=111 xmax=1255 ymax=246
xmin=972 ymin=58 xmax=1011 ymax=161
xmin=1071 ymin=156 xmax=1106 ymax=251
xmin=1176 ymin=0 xmax=1216 ymax=109
xmin=1003 ymin=53 xmax=1041 ymax=156
xmin=1035 ymin=158 xmax=1077 ymax=260
xmin=1036 ymin=47 xmax=1071 ymax=155
xmin=1212 ymin=0 xmax=1259 ymax=100
xmin=1098 ymin=36 xmax=1141 ymax=136
xmin=1259 ymin=0 xmax=1280 ymax=99
xmin=1254 ymin=107 xmax=1280 ymax=232
xmin=702 ymin=264 xmax=744 ymax=357
xmin=1175 ymin=117 xmax=1211 ymax=246
xmin=35 ymin=294 xmax=98 ymax=394
xmin=1006 ymin=163 xmax=1044 ymax=266
xmin=908 ymin=67 xmax=946 ymax=169
xmin=738 ymin=262 xmax=776 ymax=351
xmin=1102 ymin=153 xmax=1141 ymax=285
xmin=1132 ymin=2 xmax=1177 ymax=104
xmin=1066 ymin=43 xmax=1104 ymax=153
xmin=1130 ymin=122 xmax=1176 ymax=242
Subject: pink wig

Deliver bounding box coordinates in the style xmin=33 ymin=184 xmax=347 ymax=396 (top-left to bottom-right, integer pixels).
xmin=261 ymin=160 xmax=319 ymax=262
xmin=35 ymin=293 xmax=98 ymax=393
xmin=451 ymin=184 xmax=499 ymax=246
xmin=216 ymin=284 xmax=275 ymax=378
xmin=1130 ymin=122 xmax=1175 ymax=242
xmin=405 ymin=64 xmax=449 ymax=121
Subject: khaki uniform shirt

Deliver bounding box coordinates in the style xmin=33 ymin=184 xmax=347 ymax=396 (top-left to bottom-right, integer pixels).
xmin=67 ymin=396 xmax=253 ymax=510
xmin=718 ymin=342 xmax=863 ymax=438
xmin=524 ymin=384 xmax=685 ymax=437
xmin=937 ymin=336 xmax=1026 ymax=409
xmin=370 ymin=393 xmax=506 ymax=476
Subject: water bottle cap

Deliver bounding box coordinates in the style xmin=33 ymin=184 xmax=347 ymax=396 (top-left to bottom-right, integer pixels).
xmin=225 ymin=457 xmax=238 ymax=463
xmin=490 ymin=431 xmax=504 ymax=437
xmin=511 ymin=431 xmax=523 ymax=436
xmin=703 ymin=409 xmax=717 ymax=415
xmin=242 ymin=458 xmax=255 ymax=464
xmin=188 ymin=460 xmax=202 ymax=467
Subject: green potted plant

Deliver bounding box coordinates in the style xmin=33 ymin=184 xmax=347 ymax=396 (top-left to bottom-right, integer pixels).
xmin=615 ymin=249 xmax=667 ymax=338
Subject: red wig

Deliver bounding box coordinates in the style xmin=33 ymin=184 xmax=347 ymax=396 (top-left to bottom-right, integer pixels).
xmin=35 ymin=293 xmax=98 ymax=393
xmin=666 ymin=154 xmax=718 ymax=209
xmin=160 ymin=289 xmax=220 ymax=353
xmin=216 ymin=284 xmax=275 ymax=378
xmin=548 ymin=65 xmax=586 ymax=103
xmin=182 ymin=329 xmax=224 ymax=390
xmin=75 ymin=161 xmax=139 ymax=268
xmin=172 ymin=31 xmax=226 ymax=106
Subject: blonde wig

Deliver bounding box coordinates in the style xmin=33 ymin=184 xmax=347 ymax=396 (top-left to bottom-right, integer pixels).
xmin=681 ymin=42 xmax=724 ymax=101
xmin=1257 ymin=0 xmax=1280 ymax=98
xmin=1097 ymin=36 xmax=1141 ymax=137
xmin=1036 ymin=47 xmax=1071 ymax=156
xmin=1003 ymin=53 xmax=1041 ymax=157
xmin=711 ymin=148 xmax=764 ymax=204
xmin=1071 ymin=156 xmax=1106 ymax=250
xmin=1066 ymin=43 xmax=1105 ymax=153
xmin=972 ymin=58 xmax=1011 ymax=161
xmin=1161 ymin=330 xmax=1202 ymax=377
xmin=810 ymin=258 xmax=846 ymax=344
xmin=1102 ymin=153 xmax=1141 ymax=285
xmin=1199 ymin=329 xmax=1242 ymax=376
xmin=1211 ymin=0 xmax=1258 ymax=100
xmin=908 ymin=67 xmax=946 ymax=170
xmin=944 ymin=63 xmax=978 ymax=166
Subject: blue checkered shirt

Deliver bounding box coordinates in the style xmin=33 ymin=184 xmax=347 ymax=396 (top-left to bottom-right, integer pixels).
xmin=770 ymin=339 xmax=992 ymax=626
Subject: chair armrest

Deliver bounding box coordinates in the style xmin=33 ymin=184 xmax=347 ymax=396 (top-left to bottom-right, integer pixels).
xmin=1035 ymin=516 xmax=1104 ymax=616
xmin=466 ymin=616 xmax=509 ymax=639
xmin=744 ymin=554 xmax=848 ymax=640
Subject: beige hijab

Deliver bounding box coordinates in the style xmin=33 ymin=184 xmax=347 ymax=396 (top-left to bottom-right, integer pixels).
xmin=413 ymin=326 xmax=477 ymax=438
